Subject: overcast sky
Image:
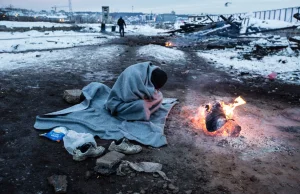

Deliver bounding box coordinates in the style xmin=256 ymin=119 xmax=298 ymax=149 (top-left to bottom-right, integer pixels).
xmin=0 ymin=0 xmax=299 ymax=14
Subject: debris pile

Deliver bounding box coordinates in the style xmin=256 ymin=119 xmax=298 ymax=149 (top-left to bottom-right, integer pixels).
xmin=163 ymin=15 xmax=299 ymax=85
xmin=165 ymin=15 xmax=300 ymax=53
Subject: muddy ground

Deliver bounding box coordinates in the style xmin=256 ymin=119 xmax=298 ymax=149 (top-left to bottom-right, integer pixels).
xmin=0 ymin=35 xmax=300 ymax=194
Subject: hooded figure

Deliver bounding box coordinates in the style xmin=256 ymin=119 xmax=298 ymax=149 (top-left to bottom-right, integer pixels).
xmin=117 ymin=17 xmax=126 ymax=37
xmin=105 ymin=62 xmax=167 ymax=121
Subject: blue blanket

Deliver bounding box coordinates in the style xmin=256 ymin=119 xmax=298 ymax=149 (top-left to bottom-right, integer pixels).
xmin=34 ymin=62 xmax=177 ymax=147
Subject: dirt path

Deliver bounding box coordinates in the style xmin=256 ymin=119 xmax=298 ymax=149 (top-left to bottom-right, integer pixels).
xmin=0 ymin=35 xmax=299 ymax=194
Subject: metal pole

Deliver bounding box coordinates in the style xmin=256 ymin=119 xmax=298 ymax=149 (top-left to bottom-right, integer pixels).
xmin=259 ymin=12 xmax=261 ymax=19
xmin=291 ymin=8 xmax=294 ymax=22
xmin=279 ymin=9 xmax=281 ymax=20
xmin=284 ymin=8 xmax=287 ymax=21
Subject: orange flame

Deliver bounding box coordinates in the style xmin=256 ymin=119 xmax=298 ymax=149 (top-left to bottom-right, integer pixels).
xmin=221 ymin=96 xmax=246 ymax=119
xmin=165 ymin=42 xmax=173 ymax=47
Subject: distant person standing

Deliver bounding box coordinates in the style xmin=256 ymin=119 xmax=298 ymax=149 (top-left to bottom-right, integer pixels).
xmin=117 ymin=17 xmax=126 ymax=37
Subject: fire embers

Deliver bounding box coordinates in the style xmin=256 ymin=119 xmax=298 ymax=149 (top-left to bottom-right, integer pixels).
xmin=205 ymin=102 xmax=227 ymax=132
xmin=191 ymin=96 xmax=246 ymax=137
xmin=165 ymin=41 xmax=173 ymax=47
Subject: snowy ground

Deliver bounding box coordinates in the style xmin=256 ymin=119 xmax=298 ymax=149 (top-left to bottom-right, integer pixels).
xmin=138 ymin=44 xmax=186 ymax=63
xmin=0 ymin=21 xmax=299 ymax=85
xmin=0 ymin=30 xmax=116 ymax=52
xmin=198 ymin=48 xmax=300 ymax=85
xmin=0 ymin=21 xmax=73 ymax=28
xmin=0 ymin=45 xmax=124 ymax=71
xmin=126 ymin=25 xmax=168 ymax=36
xmin=0 ymin=22 xmax=167 ymax=53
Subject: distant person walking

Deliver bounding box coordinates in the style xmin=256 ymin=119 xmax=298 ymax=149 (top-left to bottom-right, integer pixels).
xmin=117 ymin=17 xmax=126 ymax=37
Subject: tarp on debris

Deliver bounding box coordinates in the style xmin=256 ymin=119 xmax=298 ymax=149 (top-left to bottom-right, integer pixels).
xmin=34 ymin=62 xmax=177 ymax=147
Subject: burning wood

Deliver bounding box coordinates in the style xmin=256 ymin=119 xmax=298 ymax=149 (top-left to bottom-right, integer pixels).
xmin=165 ymin=41 xmax=173 ymax=47
xmin=205 ymin=102 xmax=227 ymax=132
xmin=191 ymin=96 xmax=246 ymax=137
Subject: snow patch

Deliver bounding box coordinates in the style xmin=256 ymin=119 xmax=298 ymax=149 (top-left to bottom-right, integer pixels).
xmin=0 ymin=30 xmax=115 ymax=52
xmin=138 ymin=44 xmax=185 ymax=62
xmin=0 ymin=45 xmax=124 ymax=71
xmin=198 ymin=49 xmax=300 ymax=84
xmin=247 ymin=17 xmax=296 ymax=29
xmin=126 ymin=25 xmax=168 ymax=36
xmin=0 ymin=21 xmax=73 ymax=28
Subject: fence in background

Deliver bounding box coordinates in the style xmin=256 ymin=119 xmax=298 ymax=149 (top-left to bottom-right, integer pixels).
xmin=209 ymin=6 xmax=300 ymax=23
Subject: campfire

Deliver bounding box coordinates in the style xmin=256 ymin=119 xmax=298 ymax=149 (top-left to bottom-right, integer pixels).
xmin=165 ymin=41 xmax=174 ymax=47
xmin=191 ymin=96 xmax=246 ymax=137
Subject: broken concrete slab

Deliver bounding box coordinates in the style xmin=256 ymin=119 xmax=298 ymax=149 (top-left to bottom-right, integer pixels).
xmin=47 ymin=175 xmax=67 ymax=193
xmin=94 ymin=165 xmax=119 ymax=175
xmin=96 ymin=151 xmax=125 ymax=168
xmin=94 ymin=151 xmax=125 ymax=175
xmin=63 ymin=89 xmax=82 ymax=104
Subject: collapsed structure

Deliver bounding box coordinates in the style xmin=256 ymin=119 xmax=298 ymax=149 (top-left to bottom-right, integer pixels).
xmin=165 ymin=13 xmax=300 ymax=64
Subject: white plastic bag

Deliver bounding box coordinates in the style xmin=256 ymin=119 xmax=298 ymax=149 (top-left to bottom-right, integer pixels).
xmin=63 ymin=130 xmax=96 ymax=155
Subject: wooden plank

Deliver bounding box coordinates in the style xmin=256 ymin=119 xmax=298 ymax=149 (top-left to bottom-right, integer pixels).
xmin=206 ymin=15 xmax=215 ymax=23
xmin=240 ymin=25 xmax=298 ymax=35
xmin=220 ymin=15 xmax=240 ymax=30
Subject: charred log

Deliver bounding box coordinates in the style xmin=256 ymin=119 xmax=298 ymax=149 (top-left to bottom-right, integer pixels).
xmin=221 ymin=120 xmax=242 ymax=137
xmin=220 ymin=15 xmax=240 ymax=30
xmin=205 ymin=102 xmax=227 ymax=132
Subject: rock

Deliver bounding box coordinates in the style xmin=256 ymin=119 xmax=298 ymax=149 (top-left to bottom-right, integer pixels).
xmin=85 ymin=171 xmax=92 ymax=180
xmin=240 ymin=72 xmax=250 ymax=76
xmin=13 ymin=44 xmax=19 ymax=50
xmin=163 ymin=183 xmax=168 ymax=189
xmin=185 ymin=190 xmax=192 ymax=194
xmin=96 ymin=151 xmax=125 ymax=169
xmin=94 ymin=164 xmax=118 ymax=175
xmin=47 ymin=175 xmax=67 ymax=193
xmin=250 ymin=175 xmax=259 ymax=182
xmin=168 ymin=184 xmax=177 ymax=190
xmin=94 ymin=151 xmax=125 ymax=175
xmin=63 ymin=89 xmax=82 ymax=104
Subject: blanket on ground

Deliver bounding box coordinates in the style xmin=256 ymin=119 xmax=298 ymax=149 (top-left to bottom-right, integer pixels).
xmin=34 ymin=62 xmax=177 ymax=147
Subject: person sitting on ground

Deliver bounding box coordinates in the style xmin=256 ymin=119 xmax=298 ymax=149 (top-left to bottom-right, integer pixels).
xmin=117 ymin=17 xmax=126 ymax=37
xmin=105 ymin=62 xmax=168 ymax=121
